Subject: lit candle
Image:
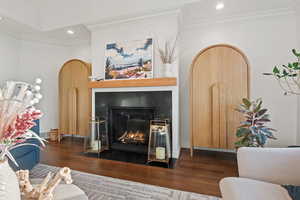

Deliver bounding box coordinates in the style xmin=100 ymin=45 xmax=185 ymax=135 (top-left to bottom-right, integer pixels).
xmin=91 ymin=140 xmax=101 ymax=151
xmin=156 ymin=147 xmax=166 ymax=160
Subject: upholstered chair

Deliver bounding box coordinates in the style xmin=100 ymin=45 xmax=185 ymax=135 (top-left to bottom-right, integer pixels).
xmin=220 ymin=147 xmax=300 ymax=200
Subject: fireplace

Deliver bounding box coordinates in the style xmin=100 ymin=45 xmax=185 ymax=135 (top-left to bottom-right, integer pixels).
xmin=93 ymin=91 xmax=173 ymax=164
xmin=118 ymin=130 xmax=146 ymax=144
xmin=109 ymin=106 xmax=154 ymax=154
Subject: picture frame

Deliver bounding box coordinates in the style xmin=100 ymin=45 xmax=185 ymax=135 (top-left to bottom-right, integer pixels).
xmin=104 ymin=38 xmax=153 ymax=80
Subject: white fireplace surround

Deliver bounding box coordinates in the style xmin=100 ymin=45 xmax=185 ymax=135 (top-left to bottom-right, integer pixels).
xmin=92 ymin=85 xmax=180 ymax=158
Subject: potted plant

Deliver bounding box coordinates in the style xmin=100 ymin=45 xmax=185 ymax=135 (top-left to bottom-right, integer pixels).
xmin=157 ymin=36 xmax=177 ymax=77
xmin=235 ymin=98 xmax=277 ymax=147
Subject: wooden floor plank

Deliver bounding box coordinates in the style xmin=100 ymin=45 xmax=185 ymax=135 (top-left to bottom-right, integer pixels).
xmin=40 ymin=137 xmax=238 ymax=197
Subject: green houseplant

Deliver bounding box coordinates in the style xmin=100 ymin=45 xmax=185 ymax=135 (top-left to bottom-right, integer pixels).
xmin=235 ymin=98 xmax=277 ymax=147
xmin=263 ymin=49 xmax=300 ymax=95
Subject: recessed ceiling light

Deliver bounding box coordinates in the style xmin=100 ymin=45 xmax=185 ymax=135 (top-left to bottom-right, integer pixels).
xmin=0 ymin=17 xmax=3 ymax=21
xmin=67 ymin=30 xmax=75 ymax=35
xmin=216 ymin=2 xmax=225 ymax=10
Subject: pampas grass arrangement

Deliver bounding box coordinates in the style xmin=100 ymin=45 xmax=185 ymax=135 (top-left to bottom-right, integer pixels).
xmin=157 ymin=36 xmax=178 ymax=64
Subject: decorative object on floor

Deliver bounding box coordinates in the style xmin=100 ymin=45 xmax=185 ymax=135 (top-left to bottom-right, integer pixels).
xmin=105 ymin=38 xmax=153 ymax=80
xmin=17 ymin=167 xmax=73 ymax=200
xmin=59 ymin=59 xmax=91 ymax=139
xmin=0 ymin=79 xmax=45 ymax=200
xmin=190 ymin=44 xmax=249 ymax=156
xmin=157 ymin=36 xmax=177 ymax=77
xmin=84 ymin=118 xmax=108 ymax=156
xmin=48 ymin=129 xmax=59 ymax=142
xmin=148 ymin=120 xmax=171 ymax=167
xmin=235 ymin=98 xmax=276 ymax=147
xmin=30 ymin=164 xmax=219 ymax=200
xmin=264 ymin=49 xmax=300 ymax=95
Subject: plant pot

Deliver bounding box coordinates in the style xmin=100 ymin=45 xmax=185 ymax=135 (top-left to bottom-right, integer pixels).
xmin=0 ymin=159 xmax=20 ymax=200
xmin=164 ymin=64 xmax=174 ymax=77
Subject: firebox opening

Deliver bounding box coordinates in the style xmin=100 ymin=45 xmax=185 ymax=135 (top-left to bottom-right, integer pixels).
xmin=118 ymin=130 xmax=146 ymax=144
xmin=109 ymin=106 xmax=154 ymax=154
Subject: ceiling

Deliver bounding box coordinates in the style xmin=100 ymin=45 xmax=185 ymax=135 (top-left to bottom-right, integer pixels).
xmin=182 ymin=0 xmax=296 ymax=24
xmin=38 ymin=0 xmax=200 ymax=31
xmin=0 ymin=17 xmax=91 ymax=46
xmin=0 ymin=0 xmax=199 ymax=45
xmin=0 ymin=0 xmax=296 ymax=45
xmin=0 ymin=0 xmax=199 ymax=30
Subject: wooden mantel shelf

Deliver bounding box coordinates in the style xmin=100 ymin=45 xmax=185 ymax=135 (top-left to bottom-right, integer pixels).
xmin=88 ymin=77 xmax=177 ymax=88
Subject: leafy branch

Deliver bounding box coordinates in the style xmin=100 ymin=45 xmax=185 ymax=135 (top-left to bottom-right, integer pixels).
xmin=263 ymin=49 xmax=300 ymax=95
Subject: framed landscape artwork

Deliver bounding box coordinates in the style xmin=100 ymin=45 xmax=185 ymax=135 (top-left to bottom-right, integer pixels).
xmin=105 ymin=38 xmax=153 ymax=80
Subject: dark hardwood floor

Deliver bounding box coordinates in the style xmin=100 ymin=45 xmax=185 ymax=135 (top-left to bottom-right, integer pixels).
xmin=41 ymin=137 xmax=238 ymax=197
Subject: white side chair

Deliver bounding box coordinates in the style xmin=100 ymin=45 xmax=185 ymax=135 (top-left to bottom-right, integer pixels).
xmin=220 ymin=147 xmax=300 ymax=200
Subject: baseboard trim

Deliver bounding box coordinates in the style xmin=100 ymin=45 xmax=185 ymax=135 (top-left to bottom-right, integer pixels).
xmin=181 ymin=147 xmax=236 ymax=154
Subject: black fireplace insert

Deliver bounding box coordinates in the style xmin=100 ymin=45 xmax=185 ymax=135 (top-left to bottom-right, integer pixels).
xmin=109 ymin=106 xmax=154 ymax=154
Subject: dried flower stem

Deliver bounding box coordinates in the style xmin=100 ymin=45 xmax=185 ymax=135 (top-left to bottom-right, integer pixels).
xmin=157 ymin=35 xmax=178 ymax=64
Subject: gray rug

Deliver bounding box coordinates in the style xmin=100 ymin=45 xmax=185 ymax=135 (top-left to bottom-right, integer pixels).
xmin=30 ymin=164 xmax=219 ymax=200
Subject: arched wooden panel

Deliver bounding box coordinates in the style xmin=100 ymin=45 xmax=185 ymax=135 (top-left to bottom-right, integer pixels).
xmin=190 ymin=44 xmax=249 ymax=155
xmin=59 ymin=59 xmax=91 ymax=137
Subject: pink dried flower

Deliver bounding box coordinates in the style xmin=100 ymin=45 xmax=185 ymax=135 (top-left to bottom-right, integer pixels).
xmin=0 ymin=80 xmax=45 ymax=166
xmin=9 ymin=110 xmax=42 ymax=140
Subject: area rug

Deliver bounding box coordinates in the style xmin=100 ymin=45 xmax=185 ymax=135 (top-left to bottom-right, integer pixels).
xmin=30 ymin=164 xmax=219 ymax=200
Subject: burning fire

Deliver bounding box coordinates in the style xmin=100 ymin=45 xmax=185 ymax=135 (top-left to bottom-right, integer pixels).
xmin=118 ymin=131 xmax=146 ymax=144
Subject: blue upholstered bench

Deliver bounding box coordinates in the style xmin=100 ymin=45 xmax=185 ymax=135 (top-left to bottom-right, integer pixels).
xmin=9 ymin=120 xmax=41 ymax=171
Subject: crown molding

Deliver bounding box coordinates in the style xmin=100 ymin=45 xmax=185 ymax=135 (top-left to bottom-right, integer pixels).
xmin=0 ymin=28 xmax=90 ymax=47
xmin=182 ymin=7 xmax=295 ymax=30
xmin=19 ymin=35 xmax=91 ymax=47
xmin=0 ymin=27 xmax=22 ymax=40
xmin=86 ymin=9 xmax=180 ymax=31
xmin=0 ymin=18 xmax=91 ymax=47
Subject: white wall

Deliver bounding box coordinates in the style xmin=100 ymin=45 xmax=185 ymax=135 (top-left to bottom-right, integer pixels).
xmin=18 ymin=41 xmax=71 ymax=132
xmin=17 ymin=41 xmax=91 ymax=133
xmin=68 ymin=44 xmax=92 ymax=63
xmin=180 ymin=10 xmax=298 ymax=148
xmin=90 ymin=12 xmax=179 ymax=79
xmin=0 ymin=32 xmax=20 ymax=83
xmin=0 ymin=27 xmax=92 ymax=133
xmin=296 ymin=2 xmax=300 ymax=146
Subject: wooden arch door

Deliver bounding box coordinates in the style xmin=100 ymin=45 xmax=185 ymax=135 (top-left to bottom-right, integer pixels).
xmin=59 ymin=59 xmax=91 ymax=138
xmin=190 ymin=44 xmax=249 ymax=155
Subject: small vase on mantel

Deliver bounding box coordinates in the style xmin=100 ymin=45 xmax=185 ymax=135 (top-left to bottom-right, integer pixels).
xmin=0 ymin=159 xmax=20 ymax=200
xmin=164 ymin=63 xmax=174 ymax=77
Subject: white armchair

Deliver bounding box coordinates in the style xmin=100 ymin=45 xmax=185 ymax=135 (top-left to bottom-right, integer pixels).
xmin=220 ymin=147 xmax=300 ymax=200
